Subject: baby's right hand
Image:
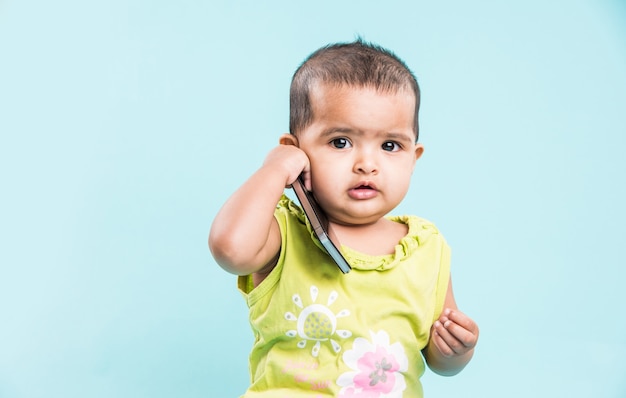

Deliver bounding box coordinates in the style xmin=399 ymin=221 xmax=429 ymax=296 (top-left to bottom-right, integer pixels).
xmin=263 ymin=134 xmax=311 ymax=190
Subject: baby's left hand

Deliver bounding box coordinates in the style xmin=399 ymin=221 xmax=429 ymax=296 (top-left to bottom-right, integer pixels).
xmin=431 ymin=308 xmax=479 ymax=358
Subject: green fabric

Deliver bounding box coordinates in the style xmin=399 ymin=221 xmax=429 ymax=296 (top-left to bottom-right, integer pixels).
xmin=238 ymin=196 xmax=451 ymax=397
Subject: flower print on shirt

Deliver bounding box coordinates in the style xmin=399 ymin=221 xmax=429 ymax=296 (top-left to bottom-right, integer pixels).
xmin=337 ymin=330 xmax=408 ymax=397
xmin=285 ymin=285 xmax=352 ymax=357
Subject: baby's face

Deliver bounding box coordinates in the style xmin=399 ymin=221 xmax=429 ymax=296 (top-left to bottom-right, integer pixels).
xmin=297 ymin=83 xmax=423 ymax=226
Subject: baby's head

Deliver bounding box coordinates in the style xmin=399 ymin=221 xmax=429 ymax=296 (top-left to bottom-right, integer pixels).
xmin=289 ymin=38 xmax=420 ymax=141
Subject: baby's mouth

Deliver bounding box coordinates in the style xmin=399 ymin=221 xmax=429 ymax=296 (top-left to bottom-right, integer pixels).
xmin=352 ymin=181 xmax=377 ymax=190
xmin=348 ymin=182 xmax=378 ymax=199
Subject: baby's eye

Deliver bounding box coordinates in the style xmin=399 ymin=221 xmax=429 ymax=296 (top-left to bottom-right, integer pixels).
xmin=331 ymin=138 xmax=351 ymax=149
xmin=382 ymin=141 xmax=401 ymax=152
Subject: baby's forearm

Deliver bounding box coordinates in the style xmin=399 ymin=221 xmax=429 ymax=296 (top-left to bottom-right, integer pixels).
xmin=209 ymin=165 xmax=288 ymax=275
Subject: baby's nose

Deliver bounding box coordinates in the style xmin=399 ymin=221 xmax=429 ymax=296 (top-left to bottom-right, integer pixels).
xmin=353 ymin=152 xmax=378 ymax=174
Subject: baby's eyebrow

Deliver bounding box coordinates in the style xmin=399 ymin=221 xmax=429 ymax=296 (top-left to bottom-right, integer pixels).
xmin=319 ymin=127 xmax=354 ymax=138
xmin=320 ymin=128 xmax=412 ymax=142
xmin=382 ymin=132 xmax=414 ymax=144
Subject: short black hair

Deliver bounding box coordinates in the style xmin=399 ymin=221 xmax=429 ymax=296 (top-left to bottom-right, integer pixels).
xmin=290 ymin=38 xmax=421 ymax=141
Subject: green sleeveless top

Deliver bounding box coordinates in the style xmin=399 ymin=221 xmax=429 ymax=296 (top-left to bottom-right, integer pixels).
xmin=238 ymin=196 xmax=451 ymax=397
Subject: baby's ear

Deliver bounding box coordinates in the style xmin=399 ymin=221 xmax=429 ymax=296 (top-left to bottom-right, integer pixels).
xmin=414 ymin=143 xmax=424 ymax=161
xmin=279 ymin=133 xmax=299 ymax=147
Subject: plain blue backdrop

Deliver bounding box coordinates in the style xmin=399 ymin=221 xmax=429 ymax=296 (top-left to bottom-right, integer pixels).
xmin=1 ymin=0 xmax=625 ymax=397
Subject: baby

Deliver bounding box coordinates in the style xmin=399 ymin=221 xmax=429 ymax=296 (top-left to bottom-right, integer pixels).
xmin=209 ymin=38 xmax=479 ymax=397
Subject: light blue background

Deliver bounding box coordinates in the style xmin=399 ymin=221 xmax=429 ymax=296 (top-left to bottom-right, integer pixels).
xmin=1 ymin=0 xmax=625 ymax=397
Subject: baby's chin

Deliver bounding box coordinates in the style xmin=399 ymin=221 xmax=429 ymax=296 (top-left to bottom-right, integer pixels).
xmin=316 ymin=195 xmax=399 ymax=227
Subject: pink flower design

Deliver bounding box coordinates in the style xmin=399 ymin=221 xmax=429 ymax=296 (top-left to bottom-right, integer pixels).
xmin=337 ymin=330 xmax=408 ymax=397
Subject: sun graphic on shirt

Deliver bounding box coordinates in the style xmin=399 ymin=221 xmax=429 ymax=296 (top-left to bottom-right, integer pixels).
xmin=285 ymin=285 xmax=352 ymax=357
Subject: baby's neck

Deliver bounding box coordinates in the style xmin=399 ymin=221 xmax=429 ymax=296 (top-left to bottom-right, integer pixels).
xmin=330 ymin=218 xmax=408 ymax=256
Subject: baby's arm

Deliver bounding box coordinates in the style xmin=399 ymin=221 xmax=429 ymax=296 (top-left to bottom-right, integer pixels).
xmin=209 ymin=134 xmax=309 ymax=276
xmin=422 ymin=277 xmax=479 ymax=376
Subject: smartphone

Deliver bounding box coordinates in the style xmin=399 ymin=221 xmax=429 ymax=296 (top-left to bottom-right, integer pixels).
xmin=290 ymin=177 xmax=351 ymax=274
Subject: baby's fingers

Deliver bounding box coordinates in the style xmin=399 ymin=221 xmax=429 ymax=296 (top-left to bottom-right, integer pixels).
xmin=449 ymin=313 xmax=478 ymax=349
xmin=441 ymin=319 xmax=477 ymax=350
xmin=433 ymin=321 xmax=468 ymax=357
xmin=445 ymin=309 xmax=479 ymax=336
xmin=433 ymin=309 xmax=479 ymax=356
